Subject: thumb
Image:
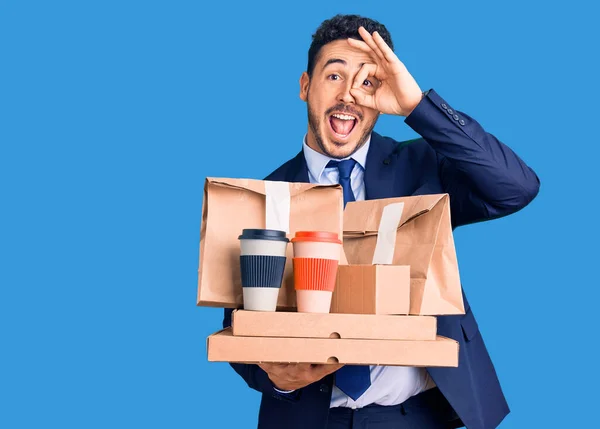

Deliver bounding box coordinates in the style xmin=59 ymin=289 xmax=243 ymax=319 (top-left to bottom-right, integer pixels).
xmin=350 ymin=88 xmax=376 ymax=110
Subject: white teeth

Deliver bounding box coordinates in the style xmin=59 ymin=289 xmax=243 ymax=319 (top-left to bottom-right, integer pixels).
xmin=332 ymin=113 xmax=356 ymax=121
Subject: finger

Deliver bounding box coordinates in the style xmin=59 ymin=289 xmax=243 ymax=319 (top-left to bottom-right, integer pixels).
xmin=352 ymin=63 xmax=378 ymax=90
xmin=272 ymin=363 xmax=310 ymax=379
xmin=347 ymin=31 xmax=384 ymax=61
xmin=349 ymin=87 xmax=377 ymax=110
xmin=258 ymin=363 xmax=272 ymax=372
xmin=372 ymin=31 xmax=400 ymax=64
xmin=347 ymin=37 xmax=376 ymax=54
xmin=358 ymin=26 xmax=385 ymax=60
xmin=295 ymin=363 xmax=313 ymax=373
xmin=259 ymin=363 xmax=287 ymax=375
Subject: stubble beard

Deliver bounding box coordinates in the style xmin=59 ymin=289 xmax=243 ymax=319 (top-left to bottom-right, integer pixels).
xmin=307 ymin=99 xmax=377 ymax=160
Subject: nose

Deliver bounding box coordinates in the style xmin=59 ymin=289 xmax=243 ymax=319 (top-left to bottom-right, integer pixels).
xmin=337 ymin=81 xmax=355 ymax=104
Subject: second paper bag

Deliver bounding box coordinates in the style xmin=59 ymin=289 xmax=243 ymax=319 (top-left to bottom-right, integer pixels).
xmin=343 ymin=194 xmax=465 ymax=315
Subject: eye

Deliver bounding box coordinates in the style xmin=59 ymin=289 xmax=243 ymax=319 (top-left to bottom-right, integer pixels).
xmin=363 ymin=79 xmax=372 ymax=87
xmin=328 ymin=74 xmax=340 ymax=81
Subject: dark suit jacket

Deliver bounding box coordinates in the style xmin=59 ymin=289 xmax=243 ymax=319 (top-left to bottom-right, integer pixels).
xmin=222 ymin=89 xmax=540 ymax=429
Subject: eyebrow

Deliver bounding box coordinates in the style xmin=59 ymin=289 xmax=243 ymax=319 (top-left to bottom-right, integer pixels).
xmin=322 ymin=58 xmax=366 ymax=71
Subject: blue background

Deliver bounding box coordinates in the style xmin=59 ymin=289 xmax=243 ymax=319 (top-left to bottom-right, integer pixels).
xmin=1 ymin=1 xmax=598 ymax=427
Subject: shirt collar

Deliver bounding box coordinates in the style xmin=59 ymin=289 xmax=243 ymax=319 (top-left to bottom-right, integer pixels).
xmin=302 ymin=134 xmax=370 ymax=182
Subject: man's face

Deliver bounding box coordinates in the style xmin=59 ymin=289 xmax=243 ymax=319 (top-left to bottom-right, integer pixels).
xmin=300 ymin=39 xmax=380 ymax=159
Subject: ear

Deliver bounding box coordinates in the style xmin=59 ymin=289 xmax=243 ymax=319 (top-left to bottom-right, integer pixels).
xmin=299 ymin=72 xmax=309 ymax=102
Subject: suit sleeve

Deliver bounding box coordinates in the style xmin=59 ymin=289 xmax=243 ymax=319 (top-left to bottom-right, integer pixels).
xmin=404 ymin=89 xmax=540 ymax=227
xmin=222 ymin=308 xmax=300 ymax=402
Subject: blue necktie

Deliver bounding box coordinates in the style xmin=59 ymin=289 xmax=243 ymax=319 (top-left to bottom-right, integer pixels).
xmin=327 ymin=159 xmax=357 ymax=208
xmin=326 ymin=158 xmax=371 ymax=401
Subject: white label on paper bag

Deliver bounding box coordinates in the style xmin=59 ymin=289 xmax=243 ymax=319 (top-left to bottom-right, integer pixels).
xmin=372 ymin=202 xmax=405 ymax=265
xmin=265 ymin=181 xmax=291 ymax=233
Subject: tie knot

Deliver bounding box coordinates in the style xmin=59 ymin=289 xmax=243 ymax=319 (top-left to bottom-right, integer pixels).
xmin=327 ymin=158 xmax=357 ymax=179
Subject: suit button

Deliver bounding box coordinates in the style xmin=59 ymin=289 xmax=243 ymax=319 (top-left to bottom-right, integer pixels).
xmin=447 ymin=108 xmax=454 ymax=114
xmin=383 ymin=158 xmax=391 ymax=165
xmin=441 ymin=103 xmax=448 ymax=110
xmin=320 ymin=384 xmax=329 ymax=393
xmin=453 ymin=114 xmax=459 ymax=121
xmin=459 ymin=119 xmax=466 ymax=126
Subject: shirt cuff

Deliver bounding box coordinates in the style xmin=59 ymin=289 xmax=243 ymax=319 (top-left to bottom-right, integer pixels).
xmin=273 ymin=387 xmax=296 ymax=394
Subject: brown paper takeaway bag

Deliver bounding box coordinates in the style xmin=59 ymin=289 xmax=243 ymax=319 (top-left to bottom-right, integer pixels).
xmin=197 ymin=178 xmax=344 ymax=309
xmin=343 ymin=194 xmax=465 ymax=315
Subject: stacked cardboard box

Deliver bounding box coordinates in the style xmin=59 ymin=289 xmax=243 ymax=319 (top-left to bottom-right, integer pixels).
xmin=199 ymin=178 xmax=464 ymax=368
xmin=208 ymin=311 xmax=458 ymax=367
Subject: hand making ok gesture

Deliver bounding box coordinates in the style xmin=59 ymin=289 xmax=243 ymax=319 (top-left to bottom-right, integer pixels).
xmin=348 ymin=26 xmax=423 ymax=117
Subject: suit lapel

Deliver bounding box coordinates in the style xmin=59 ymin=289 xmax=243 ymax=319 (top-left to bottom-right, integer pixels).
xmin=364 ymin=132 xmax=400 ymax=200
xmin=284 ymin=151 xmax=310 ymax=183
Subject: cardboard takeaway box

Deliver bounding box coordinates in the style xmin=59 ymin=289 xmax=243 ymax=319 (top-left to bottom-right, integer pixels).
xmin=208 ymin=328 xmax=458 ymax=367
xmin=332 ymin=264 xmax=410 ymax=315
xmin=231 ymin=309 xmax=436 ymax=341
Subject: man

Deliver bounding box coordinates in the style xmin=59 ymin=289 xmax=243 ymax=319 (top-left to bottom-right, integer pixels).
xmin=223 ymin=14 xmax=539 ymax=429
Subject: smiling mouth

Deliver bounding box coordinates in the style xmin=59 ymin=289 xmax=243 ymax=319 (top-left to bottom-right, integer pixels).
xmin=329 ymin=112 xmax=357 ymax=139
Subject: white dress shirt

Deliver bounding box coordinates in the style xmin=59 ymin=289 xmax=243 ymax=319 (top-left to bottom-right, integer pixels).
xmin=302 ymin=135 xmax=435 ymax=409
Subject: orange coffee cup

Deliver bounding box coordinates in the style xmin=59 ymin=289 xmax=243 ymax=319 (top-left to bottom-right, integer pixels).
xmin=291 ymin=231 xmax=341 ymax=313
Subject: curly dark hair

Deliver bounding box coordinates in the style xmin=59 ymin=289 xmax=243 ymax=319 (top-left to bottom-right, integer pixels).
xmin=307 ymin=14 xmax=394 ymax=77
